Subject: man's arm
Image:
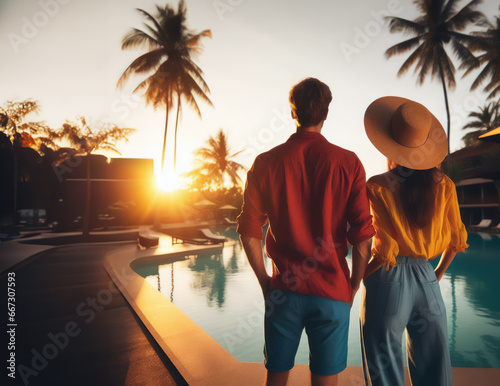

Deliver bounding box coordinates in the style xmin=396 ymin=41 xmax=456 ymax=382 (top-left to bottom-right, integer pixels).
xmin=240 ymin=235 xmax=271 ymax=298
xmin=350 ymin=237 xmax=372 ymax=305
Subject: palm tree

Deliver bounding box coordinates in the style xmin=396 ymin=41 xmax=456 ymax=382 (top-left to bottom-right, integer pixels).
xmin=187 ymin=130 xmax=245 ymax=190
xmin=0 ymin=100 xmax=57 ymax=149
xmin=461 ymin=102 xmax=500 ymax=145
xmin=117 ymin=1 xmax=212 ymax=174
xmin=57 ymin=117 xmax=134 ymax=235
xmin=385 ymin=0 xmax=485 ymax=154
xmin=0 ymin=100 xmax=57 ymax=223
xmin=466 ymin=16 xmax=500 ymax=99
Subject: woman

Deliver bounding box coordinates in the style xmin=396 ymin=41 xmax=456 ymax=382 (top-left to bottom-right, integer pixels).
xmin=360 ymin=97 xmax=468 ymax=386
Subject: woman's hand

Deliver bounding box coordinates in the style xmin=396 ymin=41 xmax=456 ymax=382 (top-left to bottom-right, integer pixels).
xmin=434 ymin=248 xmax=457 ymax=282
xmin=435 ymin=267 xmax=446 ymax=282
xmin=363 ymin=258 xmax=384 ymax=281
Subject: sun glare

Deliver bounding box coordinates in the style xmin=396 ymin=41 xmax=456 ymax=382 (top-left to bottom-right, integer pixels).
xmin=156 ymin=171 xmax=183 ymax=192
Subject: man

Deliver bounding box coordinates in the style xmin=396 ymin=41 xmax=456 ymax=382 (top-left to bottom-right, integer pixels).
xmin=237 ymin=78 xmax=374 ymax=386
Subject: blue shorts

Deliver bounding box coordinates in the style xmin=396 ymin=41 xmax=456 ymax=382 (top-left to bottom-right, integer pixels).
xmin=264 ymin=289 xmax=350 ymax=376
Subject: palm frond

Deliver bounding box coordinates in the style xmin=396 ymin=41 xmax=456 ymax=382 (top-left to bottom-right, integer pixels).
xmin=461 ymin=129 xmax=483 ymax=145
xmin=450 ymin=30 xmax=482 ymax=47
xmin=470 ymin=61 xmax=495 ymax=90
xmin=387 ymin=17 xmax=426 ymax=36
xmin=450 ymin=39 xmax=480 ymax=70
xmin=385 ymin=36 xmax=422 ymax=59
xmin=4 ymin=100 xmax=41 ymax=124
xmin=414 ymin=44 xmax=435 ymax=85
xmin=186 ymin=29 xmax=212 ymax=55
xmin=121 ymin=28 xmax=161 ymax=51
xmin=463 ymin=121 xmax=486 ymax=129
xmin=437 ymin=45 xmax=457 ymax=89
xmin=442 ymin=0 xmax=460 ymax=21
xmin=117 ymin=49 xmax=165 ymax=88
xmin=445 ymin=0 xmax=484 ymax=31
xmin=136 ymin=8 xmax=169 ymax=44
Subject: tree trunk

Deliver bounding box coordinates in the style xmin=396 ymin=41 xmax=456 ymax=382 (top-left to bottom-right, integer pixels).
xmin=439 ymin=63 xmax=451 ymax=155
xmin=155 ymin=104 xmax=170 ymax=230
xmin=161 ymin=105 xmax=170 ymax=173
xmin=82 ymin=153 xmax=91 ymax=236
xmin=173 ymin=93 xmax=181 ymax=173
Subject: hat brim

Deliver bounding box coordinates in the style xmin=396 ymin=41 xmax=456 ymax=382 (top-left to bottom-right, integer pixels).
xmin=364 ymin=96 xmax=448 ymax=170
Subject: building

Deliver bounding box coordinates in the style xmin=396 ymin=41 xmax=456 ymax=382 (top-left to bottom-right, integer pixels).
xmin=446 ymin=140 xmax=500 ymax=228
xmin=59 ymin=155 xmax=156 ymax=229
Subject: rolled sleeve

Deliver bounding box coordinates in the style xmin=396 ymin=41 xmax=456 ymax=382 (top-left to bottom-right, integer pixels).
xmin=346 ymin=158 xmax=376 ymax=244
xmin=236 ymin=159 xmax=268 ymax=240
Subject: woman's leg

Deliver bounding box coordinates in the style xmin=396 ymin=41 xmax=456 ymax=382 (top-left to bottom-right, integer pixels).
xmin=405 ymin=262 xmax=453 ymax=386
xmin=360 ymin=268 xmax=407 ymax=386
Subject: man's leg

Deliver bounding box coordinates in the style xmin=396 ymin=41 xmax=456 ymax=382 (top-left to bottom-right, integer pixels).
xmin=266 ymin=370 xmax=290 ymax=386
xmin=267 ymin=370 xmax=339 ymax=386
xmin=304 ymin=295 xmax=350 ymax=384
xmin=264 ymin=290 xmax=303 ymax=383
xmin=311 ymin=373 xmax=338 ymax=386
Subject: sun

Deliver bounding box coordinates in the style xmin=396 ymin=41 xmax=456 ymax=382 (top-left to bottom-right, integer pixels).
xmin=156 ymin=171 xmax=183 ymax=192
xmin=155 ymin=155 xmax=192 ymax=192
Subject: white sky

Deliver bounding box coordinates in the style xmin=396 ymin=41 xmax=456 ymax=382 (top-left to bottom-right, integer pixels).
xmin=1 ymin=0 xmax=498 ymax=179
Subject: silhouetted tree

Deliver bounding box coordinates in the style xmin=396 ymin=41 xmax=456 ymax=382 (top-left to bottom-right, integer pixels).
xmin=461 ymin=101 xmax=500 ymax=145
xmin=467 ymin=16 xmax=500 ymax=99
xmin=186 ymin=130 xmax=245 ymax=191
xmin=118 ymin=0 xmax=212 ymax=173
xmin=385 ymin=0 xmax=485 ymax=153
xmin=57 ymin=117 xmax=134 ymax=235
xmin=0 ymin=100 xmax=57 ymax=223
xmin=0 ymin=100 xmax=57 ymax=149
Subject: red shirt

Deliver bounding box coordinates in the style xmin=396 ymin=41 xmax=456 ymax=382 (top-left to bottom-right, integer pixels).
xmin=237 ymin=131 xmax=375 ymax=302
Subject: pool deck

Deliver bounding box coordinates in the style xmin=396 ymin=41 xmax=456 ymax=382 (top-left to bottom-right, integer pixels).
xmin=1 ymin=230 xmax=499 ymax=385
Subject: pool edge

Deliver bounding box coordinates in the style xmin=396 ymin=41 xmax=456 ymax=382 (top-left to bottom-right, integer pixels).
xmin=103 ymin=234 xmax=500 ymax=386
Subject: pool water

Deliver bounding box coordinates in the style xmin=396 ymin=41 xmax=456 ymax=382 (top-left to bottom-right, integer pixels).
xmin=133 ymin=228 xmax=500 ymax=368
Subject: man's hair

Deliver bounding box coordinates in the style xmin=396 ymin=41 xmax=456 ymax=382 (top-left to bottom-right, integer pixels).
xmin=289 ymin=78 xmax=332 ymax=128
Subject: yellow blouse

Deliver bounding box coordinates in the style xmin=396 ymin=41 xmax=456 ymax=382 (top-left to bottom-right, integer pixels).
xmin=367 ymin=174 xmax=468 ymax=267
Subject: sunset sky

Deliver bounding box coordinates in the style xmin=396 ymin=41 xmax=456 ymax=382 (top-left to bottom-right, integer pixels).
xmin=1 ymin=0 xmax=498 ymax=181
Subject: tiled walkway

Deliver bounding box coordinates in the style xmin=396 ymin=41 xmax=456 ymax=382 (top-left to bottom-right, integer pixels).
xmin=1 ymin=243 xmax=186 ymax=386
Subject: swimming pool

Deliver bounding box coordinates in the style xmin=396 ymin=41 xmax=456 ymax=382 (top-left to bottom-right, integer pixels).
xmin=133 ymin=228 xmax=500 ymax=368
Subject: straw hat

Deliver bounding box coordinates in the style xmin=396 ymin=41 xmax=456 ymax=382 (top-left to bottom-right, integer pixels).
xmin=364 ymin=96 xmax=448 ymax=170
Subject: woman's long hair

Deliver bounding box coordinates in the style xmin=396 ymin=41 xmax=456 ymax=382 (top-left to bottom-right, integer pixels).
xmin=389 ymin=161 xmax=442 ymax=229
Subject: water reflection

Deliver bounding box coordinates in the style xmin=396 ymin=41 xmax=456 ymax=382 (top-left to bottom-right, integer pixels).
xmin=449 ymin=233 xmax=500 ymax=319
xmin=134 ymin=229 xmax=500 ymax=368
xmin=431 ymin=232 xmax=500 ymax=368
xmin=188 ymin=253 xmax=227 ymax=307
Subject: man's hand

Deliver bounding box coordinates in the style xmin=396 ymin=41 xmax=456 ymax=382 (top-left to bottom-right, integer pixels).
xmin=260 ymin=275 xmax=272 ymax=298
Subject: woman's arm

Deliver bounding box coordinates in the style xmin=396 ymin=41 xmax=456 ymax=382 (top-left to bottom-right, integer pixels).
xmin=363 ymin=257 xmax=385 ymax=280
xmin=434 ymin=248 xmax=457 ymax=281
